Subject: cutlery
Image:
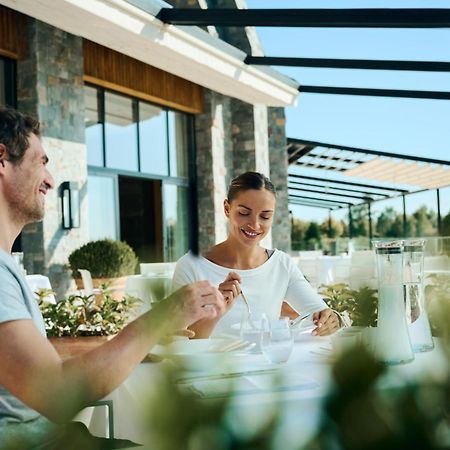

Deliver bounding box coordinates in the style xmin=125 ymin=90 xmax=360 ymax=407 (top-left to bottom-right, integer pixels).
xmin=240 ymin=288 xmax=257 ymax=329
xmin=213 ymin=340 xmax=255 ymax=353
xmin=289 ymin=312 xmax=311 ymax=328
xmin=177 ymin=367 xmax=281 ymax=384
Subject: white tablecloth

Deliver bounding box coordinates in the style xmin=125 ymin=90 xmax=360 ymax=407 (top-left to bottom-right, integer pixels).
xmin=78 ymin=332 xmax=447 ymax=448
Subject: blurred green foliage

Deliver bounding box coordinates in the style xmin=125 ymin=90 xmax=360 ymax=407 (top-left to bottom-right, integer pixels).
xmin=319 ymin=283 xmax=378 ymax=327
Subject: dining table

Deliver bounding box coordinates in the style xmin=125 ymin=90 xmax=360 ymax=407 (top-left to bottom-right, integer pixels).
xmin=76 ymin=328 xmax=448 ymax=449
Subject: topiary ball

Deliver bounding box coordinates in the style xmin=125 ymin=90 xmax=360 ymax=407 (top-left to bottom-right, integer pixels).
xmin=68 ymin=239 xmax=138 ymax=279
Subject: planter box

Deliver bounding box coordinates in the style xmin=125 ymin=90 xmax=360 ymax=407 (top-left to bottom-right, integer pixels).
xmin=75 ymin=276 xmax=127 ymax=300
xmin=49 ymin=336 xmax=114 ymax=360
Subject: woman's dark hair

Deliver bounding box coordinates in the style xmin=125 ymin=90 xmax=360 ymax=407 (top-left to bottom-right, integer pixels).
xmin=227 ymin=171 xmax=276 ymax=202
xmin=0 ymin=107 xmax=40 ymax=164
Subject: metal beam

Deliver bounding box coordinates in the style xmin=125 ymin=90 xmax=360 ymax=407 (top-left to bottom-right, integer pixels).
xmin=288 ymin=138 xmax=450 ymax=166
xmin=156 ymin=8 xmax=450 ymax=28
xmin=289 ymin=180 xmax=390 ymax=198
xmin=289 ymin=193 xmax=353 ymax=206
xmin=289 ymin=185 xmax=370 ymax=200
xmin=245 ymin=56 xmax=450 ymax=72
xmin=299 ymin=85 xmax=450 ymax=101
xmin=288 ymin=173 xmax=409 ymax=193
xmin=289 ymin=200 xmax=339 ymax=210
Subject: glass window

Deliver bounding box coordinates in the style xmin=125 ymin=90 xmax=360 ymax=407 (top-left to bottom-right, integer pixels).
xmin=105 ymin=92 xmax=138 ymax=171
xmin=168 ymin=111 xmax=189 ymax=177
xmin=139 ymin=103 xmax=169 ymax=176
xmin=88 ymin=175 xmax=118 ymax=240
xmin=164 ymin=184 xmax=189 ymax=261
xmin=0 ymin=59 xmax=5 ymax=105
xmin=84 ymin=86 xmax=103 ymax=167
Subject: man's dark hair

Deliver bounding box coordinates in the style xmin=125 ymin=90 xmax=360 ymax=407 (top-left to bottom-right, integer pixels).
xmin=227 ymin=171 xmax=276 ymax=202
xmin=0 ymin=107 xmax=40 ymax=164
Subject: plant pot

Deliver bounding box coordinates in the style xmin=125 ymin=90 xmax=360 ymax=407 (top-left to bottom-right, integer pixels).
xmin=75 ymin=276 xmax=127 ymax=300
xmin=49 ymin=335 xmax=114 ymax=360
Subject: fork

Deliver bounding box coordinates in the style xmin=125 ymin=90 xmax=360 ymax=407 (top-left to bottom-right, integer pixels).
xmin=240 ymin=288 xmax=257 ymax=329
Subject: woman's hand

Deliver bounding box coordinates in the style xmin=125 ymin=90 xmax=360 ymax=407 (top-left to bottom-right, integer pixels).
xmin=311 ymin=308 xmax=340 ymax=336
xmin=218 ymin=271 xmax=242 ymax=313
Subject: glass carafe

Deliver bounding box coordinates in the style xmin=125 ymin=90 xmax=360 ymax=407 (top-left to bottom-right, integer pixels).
xmin=403 ymin=239 xmax=434 ymax=352
xmin=373 ymin=240 xmax=414 ymax=365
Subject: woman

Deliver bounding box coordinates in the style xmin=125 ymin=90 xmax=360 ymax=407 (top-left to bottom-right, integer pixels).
xmin=173 ymin=172 xmax=339 ymax=338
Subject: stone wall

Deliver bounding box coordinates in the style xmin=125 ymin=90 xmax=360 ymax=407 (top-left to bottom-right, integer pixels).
xmin=268 ymin=107 xmax=291 ymax=251
xmin=17 ymin=18 xmax=88 ymax=296
xmin=171 ymin=0 xmax=290 ymax=252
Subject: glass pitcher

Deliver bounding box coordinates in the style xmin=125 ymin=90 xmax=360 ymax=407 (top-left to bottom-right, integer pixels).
xmin=403 ymin=239 xmax=434 ymax=352
xmin=373 ymin=240 xmax=414 ymax=365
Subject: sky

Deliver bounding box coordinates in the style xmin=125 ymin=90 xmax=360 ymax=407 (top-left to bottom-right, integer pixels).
xmin=246 ymin=0 xmax=450 ymax=224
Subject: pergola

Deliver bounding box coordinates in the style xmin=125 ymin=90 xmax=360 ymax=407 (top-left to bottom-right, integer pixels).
xmin=155 ymin=5 xmax=450 ymax=239
xmin=287 ymin=138 xmax=450 ymax=239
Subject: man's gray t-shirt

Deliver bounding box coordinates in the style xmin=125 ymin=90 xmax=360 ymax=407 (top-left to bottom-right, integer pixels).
xmin=0 ymin=249 xmax=46 ymax=425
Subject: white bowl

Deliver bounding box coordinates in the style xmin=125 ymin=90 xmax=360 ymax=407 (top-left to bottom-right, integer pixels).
xmin=151 ymin=338 xmax=233 ymax=372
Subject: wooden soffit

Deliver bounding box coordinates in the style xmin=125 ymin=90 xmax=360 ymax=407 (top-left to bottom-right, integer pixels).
xmin=0 ymin=5 xmax=26 ymax=60
xmin=83 ymin=40 xmax=204 ymax=114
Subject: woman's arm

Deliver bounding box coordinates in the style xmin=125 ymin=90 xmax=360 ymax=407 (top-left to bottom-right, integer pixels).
xmin=284 ymin=255 xmax=339 ymax=336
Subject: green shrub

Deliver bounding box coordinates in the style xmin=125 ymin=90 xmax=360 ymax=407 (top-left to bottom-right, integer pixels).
xmin=68 ymin=239 xmax=138 ymax=279
xmin=39 ymin=291 xmax=140 ymax=337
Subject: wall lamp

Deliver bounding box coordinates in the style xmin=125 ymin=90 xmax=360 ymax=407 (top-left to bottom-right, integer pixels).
xmin=60 ymin=181 xmax=80 ymax=229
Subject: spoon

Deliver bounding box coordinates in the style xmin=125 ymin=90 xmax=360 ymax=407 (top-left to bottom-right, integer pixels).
xmin=240 ymin=288 xmax=257 ymax=329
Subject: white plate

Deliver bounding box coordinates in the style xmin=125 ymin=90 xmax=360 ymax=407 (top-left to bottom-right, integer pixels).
xmin=151 ymin=338 xmax=231 ymax=356
xmin=150 ymin=338 xmax=250 ymax=372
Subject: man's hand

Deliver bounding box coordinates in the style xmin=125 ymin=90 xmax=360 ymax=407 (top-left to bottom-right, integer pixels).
xmin=311 ymin=308 xmax=340 ymax=336
xmin=157 ymin=281 xmax=226 ymax=333
xmin=218 ymin=271 xmax=241 ymax=313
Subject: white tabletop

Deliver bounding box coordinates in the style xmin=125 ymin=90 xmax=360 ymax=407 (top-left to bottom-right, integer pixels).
xmin=77 ymin=332 xmax=446 ymax=448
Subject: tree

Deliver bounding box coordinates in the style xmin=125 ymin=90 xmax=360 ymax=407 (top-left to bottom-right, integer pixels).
xmin=412 ymin=205 xmax=437 ymax=237
xmin=291 ymin=218 xmax=309 ymax=250
xmin=441 ymin=211 xmax=450 ymax=236
xmin=350 ymin=205 xmax=369 ymax=237
xmin=320 ymin=217 xmax=344 ymax=239
xmin=305 ymin=222 xmax=322 ymax=249
xmin=375 ymin=207 xmax=397 ymax=237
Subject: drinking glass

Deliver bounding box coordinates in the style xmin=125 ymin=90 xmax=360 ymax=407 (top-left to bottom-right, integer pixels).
xmin=261 ymin=316 xmax=294 ymax=364
xmin=240 ymin=311 xmax=264 ymax=353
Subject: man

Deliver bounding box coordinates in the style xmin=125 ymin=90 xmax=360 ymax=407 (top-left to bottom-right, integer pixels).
xmin=0 ymin=107 xmax=225 ymax=448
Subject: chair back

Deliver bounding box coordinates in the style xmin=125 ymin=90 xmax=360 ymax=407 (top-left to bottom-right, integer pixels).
xmin=79 ymin=269 xmax=94 ymax=296
xmin=140 ymin=262 xmax=176 ymax=277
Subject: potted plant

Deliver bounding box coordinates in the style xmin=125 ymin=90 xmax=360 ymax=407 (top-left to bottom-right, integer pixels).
xmin=38 ymin=289 xmax=140 ymax=359
xmin=68 ymin=239 xmax=138 ymax=298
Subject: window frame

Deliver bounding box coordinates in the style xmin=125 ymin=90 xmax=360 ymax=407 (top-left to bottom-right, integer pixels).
xmin=84 ymin=83 xmax=196 ymax=260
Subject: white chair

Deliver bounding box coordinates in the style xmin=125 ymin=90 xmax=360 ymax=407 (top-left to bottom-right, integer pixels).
xmin=424 ymin=255 xmax=450 ymax=272
xmin=139 ymin=262 xmax=176 ymax=277
xmin=349 ymin=250 xmax=376 ymax=289
xmin=25 ymin=274 xmax=56 ymax=304
xmin=332 ymin=258 xmax=352 ymax=285
xmin=297 ymin=259 xmax=319 ymax=288
xmin=299 ymin=250 xmax=323 ymax=259
xmin=78 ymin=269 xmax=102 ymax=296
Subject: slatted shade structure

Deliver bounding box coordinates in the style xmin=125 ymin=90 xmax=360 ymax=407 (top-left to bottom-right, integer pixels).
xmin=287 ymin=138 xmax=450 ymax=236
